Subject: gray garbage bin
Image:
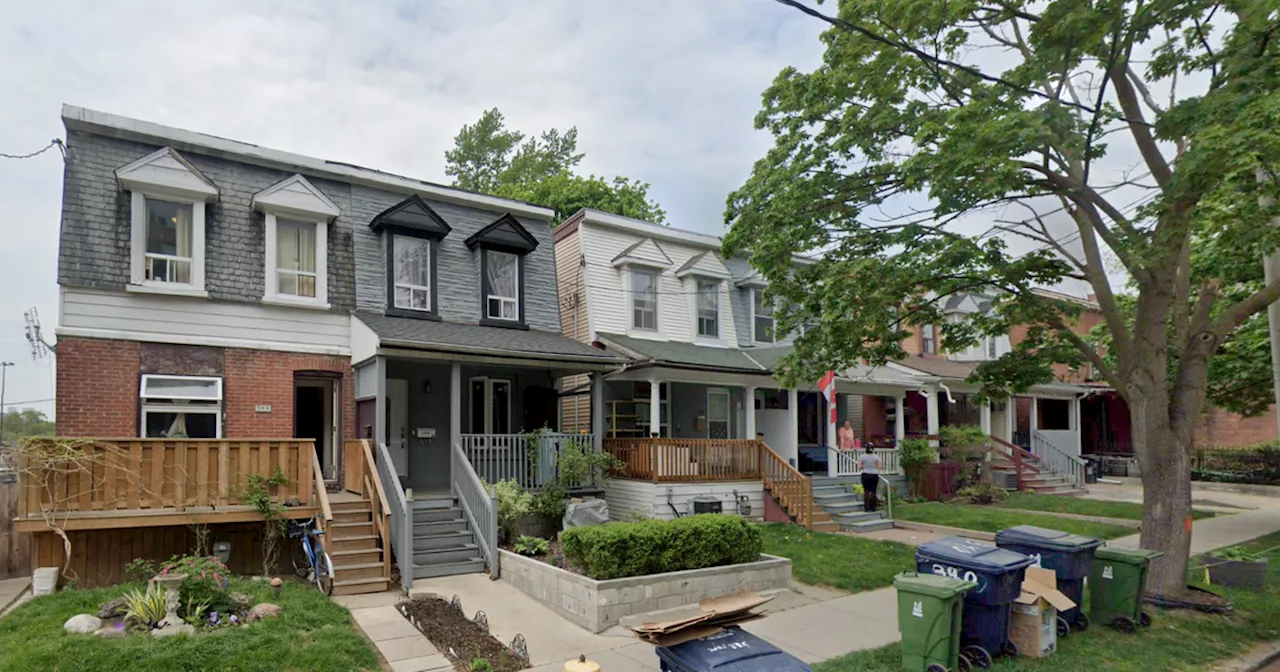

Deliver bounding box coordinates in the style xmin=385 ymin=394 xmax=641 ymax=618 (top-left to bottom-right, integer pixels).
xmin=655 ymin=626 xmax=812 ymax=672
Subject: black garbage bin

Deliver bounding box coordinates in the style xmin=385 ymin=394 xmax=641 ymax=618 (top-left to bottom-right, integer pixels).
xmin=917 ymin=536 xmax=1035 ymax=663
xmin=655 ymin=626 xmax=812 ymax=672
xmin=995 ymin=525 xmax=1103 ymax=632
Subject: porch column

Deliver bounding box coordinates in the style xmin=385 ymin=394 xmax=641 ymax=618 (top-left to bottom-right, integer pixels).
xmin=649 ymin=377 xmax=661 ymax=437
xmin=1005 ymin=398 xmax=1016 ymax=441
xmin=925 ymin=389 xmax=940 ymax=447
xmin=827 ymin=392 xmax=839 ymax=477
xmin=980 ymin=401 xmax=992 ymax=436
xmin=374 ymin=356 xmax=387 ymax=450
xmin=786 ymin=387 xmax=799 ymax=466
xmin=1029 ymin=396 xmax=1039 ymax=437
xmin=894 ymin=393 xmax=906 ymax=448
xmin=591 ymin=373 xmax=605 ymax=452
xmin=745 ymin=386 xmax=757 ymax=440
xmin=450 ymin=362 xmax=461 ymax=453
xmin=1072 ymin=395 xmax=1082 ymax=457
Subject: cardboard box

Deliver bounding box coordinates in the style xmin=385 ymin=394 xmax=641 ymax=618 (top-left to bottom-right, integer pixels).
xmin=1009 ymin=567 xmax=1077 ymax=658
xmin=631 ymin=591 xmax=774 ymax=647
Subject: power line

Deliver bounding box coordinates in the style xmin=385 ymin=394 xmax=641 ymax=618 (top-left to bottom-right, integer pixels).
xmin=0 ymin=138 xmax=65 ymax=160
xmin=1 ymin=397 xmax=54 ymax=407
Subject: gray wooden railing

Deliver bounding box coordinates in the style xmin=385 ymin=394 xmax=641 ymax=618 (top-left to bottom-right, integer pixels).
xmin=461 ymin=432 xmax=593 ymax=489
xmin=452 ymin=440 xmax=499 ymax=579
xmin=377 ymin=441 xmax=413 ymax=592
xmin=1030 ymin=430 xmax=1087 ymax=489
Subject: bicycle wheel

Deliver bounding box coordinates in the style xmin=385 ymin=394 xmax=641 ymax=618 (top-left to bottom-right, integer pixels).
xmin=315 ymin=551 xmax=335 ymax=596
xmin=293 ymin=537 xmax=313 ymax=578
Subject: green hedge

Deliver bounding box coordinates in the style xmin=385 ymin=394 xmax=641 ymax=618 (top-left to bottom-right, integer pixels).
xmin=560 ymin=514 xmax=763 ymax=580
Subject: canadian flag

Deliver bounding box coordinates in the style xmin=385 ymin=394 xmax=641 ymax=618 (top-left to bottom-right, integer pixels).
xmin=818 ymin=370 xmax=837 ymax=425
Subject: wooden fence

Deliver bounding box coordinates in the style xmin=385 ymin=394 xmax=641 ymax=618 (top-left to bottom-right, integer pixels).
xmin=0 ymin=479 xmax=31 ymax=580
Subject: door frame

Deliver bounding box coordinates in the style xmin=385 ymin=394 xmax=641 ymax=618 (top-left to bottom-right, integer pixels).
xmin=294 ymin=376 xmax=339 ymax=480
xmin=385 ymin=378 xmax=410 ymax=479
xmin=706 ymin=387 xmax=732 ymax=439
xmin=468 ymin=376 xmax=513 ymax=435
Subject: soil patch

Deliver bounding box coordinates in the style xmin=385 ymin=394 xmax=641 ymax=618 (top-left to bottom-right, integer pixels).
xmin=501 ymin=539 xmax=584 ymax=576
xmin=399 ymin=596 xmax=528 ymax=672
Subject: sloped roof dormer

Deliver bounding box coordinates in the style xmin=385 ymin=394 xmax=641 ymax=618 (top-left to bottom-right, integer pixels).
xmin=115 ymin=147 xmax=219 ymax=201
xmin=674 ymin=251 xmax=733 ymax=280
xmin=464 ymin=213 xmax=539 ymax=254
xmin=252 ymin=174 xmax=340 ymax=221
xmin=369 ymin=195 xmax=452 ymax=239
xmin=611 ymin=238 xmax=673 ymax=270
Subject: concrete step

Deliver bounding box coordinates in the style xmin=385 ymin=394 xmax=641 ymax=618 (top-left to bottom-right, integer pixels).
xmin=330 ymin=548 xmax=382 ymax=565
xmin=843 ymin=518 xmax=895 ymax=533
xmin=332 ymin=576 xmax=391 ymax=596
xmin=413 ymin=558 xmax=485 ymax=579
xmin=414 ymin=507 xmax=464 ymax=524
xmin=835 ymin=511 xmax=887 ymax=525
xmin=814 ymin=492 xmax=860 ymax=504
xmin=333 ymin=561 xmax=386 ymax=581
xmin=330 ymin=499 xmax=372 ymax=513
xmin=330 ymin=535 xmax=380 ymax=552
xmin=414 ymin=519 xmax=469 ymax=535
xmin=811 ymin=476 xmax=863 ymax=487
xmin=414 ymin=544 xmax=481 ymax=565
xmin=818 ymin=501 xmax=866 ymax=515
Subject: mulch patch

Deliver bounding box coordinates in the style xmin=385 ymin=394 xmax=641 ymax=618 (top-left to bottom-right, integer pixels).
xmin=399 ymin=596 xmax=528 ymax=672
xmin=500 ymin=538 xmax=585 ymax=577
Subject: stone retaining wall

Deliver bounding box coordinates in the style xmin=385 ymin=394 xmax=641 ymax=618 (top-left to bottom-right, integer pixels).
xmin=499 ymin=550 xmax=791 ymax=632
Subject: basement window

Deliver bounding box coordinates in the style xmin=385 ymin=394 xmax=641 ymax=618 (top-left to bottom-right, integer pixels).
xmin=140 ymin=374 xmax=222 ymax=439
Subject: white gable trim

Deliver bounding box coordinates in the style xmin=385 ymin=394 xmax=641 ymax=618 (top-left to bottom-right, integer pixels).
xmin=675 ymin=251 xmax=733 ymax=280
xmin=253 ymin=174 xmax=340 ymax=221
xmin=611 ymin=238 xmax=674 ymax=270
xmin=116 ymin=147 xmax=219 ymax=201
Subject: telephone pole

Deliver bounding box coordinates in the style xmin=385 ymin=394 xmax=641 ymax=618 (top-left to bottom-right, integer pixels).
xmin=0 ymin=362 xmax=13 ymax=441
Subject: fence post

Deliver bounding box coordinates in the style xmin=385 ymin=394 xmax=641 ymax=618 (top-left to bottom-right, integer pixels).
xmin=650 ymin=436 xmax=659 ymax=484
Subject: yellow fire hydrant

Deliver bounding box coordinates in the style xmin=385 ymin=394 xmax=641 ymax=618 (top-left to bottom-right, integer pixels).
xmin=564 ymin=654 xmax=600 ymax=672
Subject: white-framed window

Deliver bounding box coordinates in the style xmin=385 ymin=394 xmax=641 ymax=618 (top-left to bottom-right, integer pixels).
xmin=696 ymin=280 xmax=719 ymax=338
xmin=469 ymin=377 xmax=512 ymax=435
xmin=485 ymin=250 xmax=520 ymax=321
xmin=632 ymin=268 xmax=658 ymax=331
xmin=264 ymin=213 xmax=328 ymax=306
xmin=752 ymin=288 xmax=774 ymax=343
xmin=922 ymin=325 xmax=937 ymax=354
xmin=139 ymin=374 xmax=222 ymax=439
xmin=707 ymin=388 xmax=731 ymax=439
xmin=986 ymin=336 xmax=998 ymax=359
xmin=394 ymin=234 xmax=433 ymax=312
xmin=130 ymin=193 xmax=207 ymax=294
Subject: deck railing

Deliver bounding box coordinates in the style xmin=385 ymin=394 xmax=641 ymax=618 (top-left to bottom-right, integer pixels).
xmin=376 ymin=441 xmax=412 ymax=592
xmin=603 ymin=438 xmax=761 ymax=482
xmin=461 ymin=433 xmax=594 ymax=489
xmin=16 ymin=438 xmax=320 ymax=521
xmin=831 ymin=448 xmax=902 ymax=476
xmin=759 ymin=442 xmax=814 ymax=528
xmin=452 ymin=441 xmax=498 ymax=579
xmin=344 ymin=439 xmax=392 ymax=581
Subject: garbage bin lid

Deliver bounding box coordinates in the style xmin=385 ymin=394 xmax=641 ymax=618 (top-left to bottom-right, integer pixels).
xmin=656 ymin=626 xmax=811 ymax=672
xmin=995 ymin=525 xmax=1104 ymax=552
xmin=893 ymin=572 xmax=976 ymax=599
xmin=917 ymin=536 xmax=1036 ymax=573
xmin=1095 ymin=546 xmax=1164 ymax=563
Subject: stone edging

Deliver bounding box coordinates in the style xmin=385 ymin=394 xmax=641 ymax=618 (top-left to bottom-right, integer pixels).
xmin=499 ymin=550 xmax=792 ymax=633
xmin=1209 ymin=640 xmax=1280 ymax=672
xmin=892 ymin=520 xmax=996 ymax=541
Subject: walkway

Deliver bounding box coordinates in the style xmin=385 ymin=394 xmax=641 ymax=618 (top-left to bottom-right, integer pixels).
xmin=1109 ymin=504 xmax=1280 ymax=554
xmin=0 ymin=578 xmax=29 ymax=618
xmin=334 ymin=591 xmax=451 ymax=672
xmin=1084 ymin=479 xmax=1280 ymax=514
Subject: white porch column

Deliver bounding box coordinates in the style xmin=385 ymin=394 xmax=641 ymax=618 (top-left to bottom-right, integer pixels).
xmin=374 ymin=356 xmax=387 ymax=450
xmin=980 ymin=401 xmax=992 ymax=436
xmin=649 ymin=377 xmax=662 ymax=437
xmin=1005 ymin=398 xmax=1016 ymax=441
xmin=1029 ymin=396 xmax=1039 ymax=437
xmin=450 ymin=362 xmax=461 ymax=452
xmin=786 ymin=388 xmax=800 ymax=466
xmin=745 ymin=386 xmax=757 ymax=440
xmin=1072 ymin=395 xmax=1082 ymax=457
xmin=827 ymin=392 xmax=839 ymax=477
xmin=591 ymin=373 xmax=605 ymax=451
xmin=925 ymin=389 xmax=940 ymax=447
xmin=894 ymin=393 xmax=906 ymax=448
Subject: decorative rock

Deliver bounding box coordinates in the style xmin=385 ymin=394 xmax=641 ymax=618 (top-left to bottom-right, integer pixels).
xmin=230 ymin=592 xmax=254 ymax=610
xmin=151 ymin=624 xmax=196 ymax=637
xmin=97 ymin=597 xmax=128 ymax=619
xmin=270 ymin=577 xmax=283 ymax=599
xmin=247 ymin=603 xmax=281 ymax=622
xmin=64 ymin=614 xmax=103 ymax=634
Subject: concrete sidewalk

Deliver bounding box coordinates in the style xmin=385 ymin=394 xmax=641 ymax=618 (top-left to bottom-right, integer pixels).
xmin=0 ymin=578 xmax=29 ymax=618
xmin=1085 ymin=479 xmax=1280 ymax=513
xmin=334 ymin=591 xmax=451 ymax=672
xmin=1109 ymin=504 xmax=1280 ymax=554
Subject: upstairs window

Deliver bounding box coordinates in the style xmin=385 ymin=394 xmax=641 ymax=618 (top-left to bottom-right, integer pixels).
xmin=465 ymin=213 xmax=537 ymax=328
xmin=275 ymin=219 xmax=318 ymax=298
xmin=986 ymin=336 xmax=998 ymax=359
xmin=144 ymin=199 xmax=194 ymax=284
xmin=632 ymin=269 xmax=658 ymax=331
xmin=253 ymin=174 xmax=337 ymax=307
xmin=922 ymin=325 xmax=937 ymax=354
xmin=484 ymin=250 xmax=520 ymax=321
xmin=696 ymin=280 xmax=719 ymax=338
xmin=753 ymin=288 xmax=774 ymax=343
xmin=394 ymin=234 xmax=433 ymax=312
xmin=117 ymin=147 xmax=218 ymax=296
xmin=370 ymin=195 xmax=452 ymax=320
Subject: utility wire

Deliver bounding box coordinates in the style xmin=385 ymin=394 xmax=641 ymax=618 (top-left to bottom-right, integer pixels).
xmin=0 ymin=139 xmax=65 ymax=160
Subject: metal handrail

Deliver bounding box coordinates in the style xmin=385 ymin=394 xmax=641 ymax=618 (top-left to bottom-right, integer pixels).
xmin=878 ymin=474 xmax=893 ymax=522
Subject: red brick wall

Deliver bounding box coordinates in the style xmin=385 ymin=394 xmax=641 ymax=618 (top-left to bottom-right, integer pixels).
xmin=56 ymin=337 xmax=141 ymax=436
xmin=222 ymin=349 xmax=355 ymax=439
xmin=1194 ymin=406 xmax=1278 ymax=447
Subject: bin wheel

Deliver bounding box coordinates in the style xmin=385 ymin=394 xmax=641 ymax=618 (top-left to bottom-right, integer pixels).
xmin=1072 ymin=611 xmax=1090 ymax=631
xmin=1056 ymin=616 xmax=1071 ymax=638
xmin=1002 ymin=641 xmax=1020 ymax=658
xmin=1140 ymin=612 xmax=1152 ymax=628
xmin=957 ymin=654 xmax=973 ymax=672
xmin=962 ymin=646 xmax=992 ymax=668
xmin=1113 ymin=616 xmax=1137 ymax=633
xmin=926 ymin=664 xmax=949 ymax=672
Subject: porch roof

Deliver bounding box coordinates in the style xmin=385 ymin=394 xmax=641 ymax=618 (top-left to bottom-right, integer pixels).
xmin=597 ymin=332 xmax=769 ymax=373
xmin=356 ymin=313 xmax=625 ymax=368
xmin=895 ymin=355 xmax=979 ymax=379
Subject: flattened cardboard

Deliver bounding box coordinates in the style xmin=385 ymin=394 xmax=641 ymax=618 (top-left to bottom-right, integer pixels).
xmin=630 ymin=591 xmax=775 ymax=646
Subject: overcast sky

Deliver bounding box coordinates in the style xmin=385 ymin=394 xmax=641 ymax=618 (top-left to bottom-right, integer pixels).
xmin=0 ymin=1 xmax=828 ymax=417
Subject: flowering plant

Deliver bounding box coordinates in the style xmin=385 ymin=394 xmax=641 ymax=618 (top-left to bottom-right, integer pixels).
xmin=153 ymin=554 xmax=234 ymax=618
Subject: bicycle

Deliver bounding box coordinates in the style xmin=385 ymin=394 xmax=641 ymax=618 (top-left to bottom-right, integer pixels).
xmin=289 ymin=518 xmax=335 ymax=595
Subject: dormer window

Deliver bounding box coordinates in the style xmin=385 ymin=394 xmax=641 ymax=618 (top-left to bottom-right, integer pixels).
xmin=370 ymin=195 xmax=453 ymax=320
xmin=116 ymin=147 xmax=219 ymax=297
xmin=752 ymin=288 xmax=775 ymax=343
xmin=466 ymin=213 xmax=538 ymax=329
xmin=253 ymin=175 xmax=339 ymax=309
xmin=632 ymin=269 xmax=659 ymax=331
xmin=696 ymin=280 xmax=719 ymax=338
xmin=675 ymin=251 xmax=731 ymax=342
xmin=986 ymin=336 xmax=997 ymax=359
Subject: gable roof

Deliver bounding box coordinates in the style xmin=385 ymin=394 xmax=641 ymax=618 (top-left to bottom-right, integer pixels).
xmin=252 ymin=174 xmax=340 ymax=220
xmin=464 ymin=213 xmax=539 ymax=253
xmin=674 ymin=251 xmax=733 ymax=280
xmin=369 ymin=195 xmax=452 ymax=238
xmin=597 ymin=333 xmax=767 ymax=373
xmin=115 ymin=147 xmax=219 ymax=201
xmin=611 ymin=238 xmax=673 ymax=269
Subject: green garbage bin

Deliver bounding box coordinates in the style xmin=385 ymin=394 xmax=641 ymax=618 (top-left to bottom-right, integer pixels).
xmin=895 ymin=572 xmax=976 ymax=672
xmin=1090 ymin=547 xmax=1163 ymax=633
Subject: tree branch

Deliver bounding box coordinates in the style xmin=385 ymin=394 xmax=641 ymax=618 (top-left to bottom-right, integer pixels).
xmin=1209 ymin=278 xmax=1280 ymax=339
xmin=1050 ymin=315 xmax=1121 ymax=389
xmin=1108 ymin=63 xmax=1174 ymax=189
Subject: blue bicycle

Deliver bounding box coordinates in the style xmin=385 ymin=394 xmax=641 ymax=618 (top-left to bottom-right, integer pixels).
xmin=289 ymin=518 xmax=334 ymax=595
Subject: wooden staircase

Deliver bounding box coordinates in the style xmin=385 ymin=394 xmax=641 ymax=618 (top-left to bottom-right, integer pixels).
xmin=329 ymin=497 xmax=392 ymax=595
xmin=759 ymin=442 xmax=838 ymax=532
xmin=988 ymin=435 xmax=1086 ymax=495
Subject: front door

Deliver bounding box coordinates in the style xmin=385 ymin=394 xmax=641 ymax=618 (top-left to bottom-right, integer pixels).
xmin=469 ymin=377 xmax=512 ymax=435
xmin=295 ymin=377 xmax=337 ymax=479
xmin=386 ymin=378 xmax=409 ymax=477
xmin=707 ymin=388 xmax=731 ymax=439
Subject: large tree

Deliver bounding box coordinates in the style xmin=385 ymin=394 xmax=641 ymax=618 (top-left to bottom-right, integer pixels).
xmin=445 ymin=108 xmax=667 ymax=223
xmin=725 ymin=0 xmax=1279 ymax=599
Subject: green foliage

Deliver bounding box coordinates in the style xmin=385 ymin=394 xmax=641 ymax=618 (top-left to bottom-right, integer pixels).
xmin=1209 ymin=545 xmax=1267 ymax=563
xmin=561 ymin=515 xmax=762 ymax=580
xmin=556 ymin=437 xmax=622 ymax=488
xmin=490 ymin=479 xmax=534 ymax=539
xmin=240 ymin=468 xmax=289 ymax=575
xmin=898 ymin=438 xmax=938 ymax=470
xmin=155 ymin=554 xmax=235 ymax=617
xmin=513 ymin=535 xmax=550 ymax=557
xmin=470 ymin=659 xmax=494 ymax=672
xmin=955 ymin=483 xmax=1007 ymax=505
xmin=759 ymin=524 xmax=917 ymax=593
xmin=123 ymin=558 xmax=157 ymax=585
xmin=1 ymin=408 xmax=54 ymax=442
xmin=624 ymin=509 xmax=653 ymax=522
xmin=939 ymin=425 xmax=988 ymax=449
xmin=1192 ymin=444 xmax=1280 ymax=485
xmin=444 ymin=108 xmax=666 ymax=222
xmin=531 ymin=485 xmax=567 ymax=522
xmin=896 ymin=502 xmax=1132 ymax=539
xmin=122 ymin=582 xmax=167 ymax=628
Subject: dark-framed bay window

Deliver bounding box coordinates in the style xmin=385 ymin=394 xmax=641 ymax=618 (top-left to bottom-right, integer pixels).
xmin=466 ymin=213 xmax=539 ymax=330
xmin=369 ymin=195 xmax=453 ymax=320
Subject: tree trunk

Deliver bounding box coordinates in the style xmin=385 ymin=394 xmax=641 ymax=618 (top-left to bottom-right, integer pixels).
xmin=1132 ymin=394 xmax=1195 ymax=599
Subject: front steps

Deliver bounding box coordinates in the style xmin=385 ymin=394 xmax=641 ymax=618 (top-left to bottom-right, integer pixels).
xmin=410 ymin=498 xmax=486 ymax=579
xmin=811 ymin=476 xmax=893 ymax=534
xmin=328 ymin=498 xmax=392 ymax=596
xmin=989 ymin=459 xmax=1087 ymax=495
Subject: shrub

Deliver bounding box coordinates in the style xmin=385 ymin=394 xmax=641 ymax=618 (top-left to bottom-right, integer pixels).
xmin=561 ymin=514 xmax=763 ymax=580
xmin=532 ymin=484 xmax=568 ymax=522
xmin=491 ymin=479 xmax=534 ymax=539
xmin=1209 ymin=545 xmax=1266 ymax=562
xmin=956 ymin=482 xmax=1007 ymax=505
xmin=154 ymin=554 xmax=235 ymax=617
xmin=899 ymin=438 xmax=938 ymax=470
xmin=939 ymin=425 xmax=988 ymax=449
xmin=123 ymin=557 xmax=157 ymax=584
xmin=122 ymin=582 xmax=168 ymax=628
xmin=513 ymin=535 xmax=550 ymax=556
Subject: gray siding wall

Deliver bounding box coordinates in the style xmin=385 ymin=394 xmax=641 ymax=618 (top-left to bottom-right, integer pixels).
xmin=351 ymin=186 xmax=561 ymax=332
xmin=59 ymin=131 xmax=357 ymax=312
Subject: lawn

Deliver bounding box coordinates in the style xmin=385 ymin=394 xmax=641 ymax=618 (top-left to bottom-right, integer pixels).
xmin=759 ymin=523 xmax=917 ymax=593
xmin=896 ymin=502 xmax=1134 ymax=539
xmin=0 ymin=578 xmax=380 ymax=672
xmin=816 ymin=531 xmax=1280 ymax=672
xmin=999 ymin=492 xmax=1215 ymax=521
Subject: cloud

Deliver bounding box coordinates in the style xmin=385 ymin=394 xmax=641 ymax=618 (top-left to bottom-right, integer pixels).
xmin=0 ymin=0 xmax=825 ymax=413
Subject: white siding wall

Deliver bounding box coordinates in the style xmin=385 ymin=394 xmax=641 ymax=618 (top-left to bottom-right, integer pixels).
xmin=59 ymin=287 xmax=350 ymax=355
xmin=604 ymin=480 xmax=764 ymax=522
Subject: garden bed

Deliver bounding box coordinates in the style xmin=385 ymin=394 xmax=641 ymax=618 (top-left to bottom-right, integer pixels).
xmin=398 ymin=596 xmax=527 ymax=672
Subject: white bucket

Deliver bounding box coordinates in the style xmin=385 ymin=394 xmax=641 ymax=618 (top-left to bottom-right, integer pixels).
xmin=32 ymin=567 xmax=58 ymax=596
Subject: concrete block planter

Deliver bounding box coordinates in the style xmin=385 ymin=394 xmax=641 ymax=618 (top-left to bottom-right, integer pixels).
xmin=498 ymin=550 xmax=791 ymax=632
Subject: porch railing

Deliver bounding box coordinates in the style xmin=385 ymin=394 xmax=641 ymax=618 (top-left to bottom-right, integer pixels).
xmin=990 ymin=434 xmax=1040 ymax=490
xmin=760 ymin=442 xmax=814 ymax=528
xmin=461 ymin=433 xmax=593 ymax=489
xmin=831 ymin=448 xmax=902 ymax=476
xmin=376 ymin=441 xmax=412 ymax=592
xmin=17 ymin=438 xmax=319 ymax=520
xmin=452 ymin=441 xmax=498 ymax=579
xmin=1030 ymin=430 xmax=1086 ymax=489
xmin=603 ymin=438 xmax=761 ymax=482
xmin=343 ymin=439 xmax=392 ymax=582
